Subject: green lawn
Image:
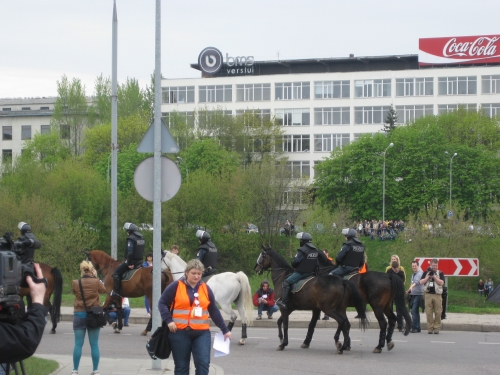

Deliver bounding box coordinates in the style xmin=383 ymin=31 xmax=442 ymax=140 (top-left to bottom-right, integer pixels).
xmin=15 ymin=356 xmax=59 ymax=375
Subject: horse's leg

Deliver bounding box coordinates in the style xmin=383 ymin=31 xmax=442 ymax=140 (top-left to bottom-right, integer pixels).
xmin=301 ymin=310 xmax=320 ymax=348
xmin=115 ymin=308 xmax=123 ymax=333
xmin=278 ymin=312 xmax=290 ymax=351
xmin=142 ymin=294 xmax=153 ymax=335
xmin=277 ymin=315 xmax=284 ymax=342
xmin=372 ymin=306 xmax=388 ymax=353
xmin=329 ymin=312 xmax=348 ymax=354
xmin=384 ymin=304 xmax=397 ymax=351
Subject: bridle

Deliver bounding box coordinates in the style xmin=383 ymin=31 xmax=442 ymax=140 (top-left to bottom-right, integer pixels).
xmin=86 ymin=253 xmax=112 ymax=280
xmin=255 ymin=251 xmax=288 ymax=285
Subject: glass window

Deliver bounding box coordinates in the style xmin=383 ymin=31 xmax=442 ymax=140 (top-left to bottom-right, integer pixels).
xmin=481 ymin=103 xmax=500 ymax=118
xmin=198 ymin=85 xmax=232 ymax=103
xmin=21 ymin=125 xmax=31 ymax=140
xmin=21 ymin=107 xmax=30 ymax=111
xmin=396 ymin=77 xmax=433 ymax=96
xmin=354 ymin=106 xmax=390 ymax=124
xmin=235 ymin=109 xmax=271 ymax=123
xmin=162 ymin=111 xmax=195 ymax=128
xmin=313 ymin=107 xmax=350 ymax=125
xmin=275 ymin=109 xmax=310 ymax=126
xmin=2 ymin=108 xmax=11 ymax=111
xmin=40 ymin=106 xmax=50 ymax=110
xmin=438 ymin=76 xmax=477 ymax=95
xmin=482 ymin=75 xmax=500 ymax=94
xmin=314 ymin=133 xmax=350 ymax=151
xmin=286 ymin=161 xmax=311 ymax=178
xmin=275 ymin=82 xmax=310 ymax=100
xmin=162 ymin=86 xmax=195 ymax=104
xmin=2 ymin=126 xmax=12 ymax=140
xmin=41 ymin=125 xmax=50 ymax=134
xmin=282 ymin=135 xmax=310 ymax=152
xmin=314 ymin=81 xmax=350 ymax=99
xmin=236 ymin=83 xmax=271 ymax=101
xmin=354 ymin=79 xmax=391 ymax=98
xmin=395 ymin=105 xmax=434 ymax=123
xmin=437 ymin=104 xmax=477 ymax=115
xmin=2 ymin=149 xmax=12 ymax=164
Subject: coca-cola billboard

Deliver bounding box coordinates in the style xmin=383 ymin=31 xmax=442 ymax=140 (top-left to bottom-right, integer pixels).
xmin=419 ymin=35 xmax=500 ymax=65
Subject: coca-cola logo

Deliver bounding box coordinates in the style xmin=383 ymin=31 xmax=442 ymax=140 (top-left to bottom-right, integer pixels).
xmin=443 ymin=37 xmax=499 ymax=58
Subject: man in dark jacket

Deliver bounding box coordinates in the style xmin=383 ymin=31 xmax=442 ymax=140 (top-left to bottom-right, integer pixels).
xmin=329 ymin=228 xmax=365 ymax=277
xmin=0 ymin=263 xmax=47 ymax=364
xmin=196 ymin=230 xmax=218 ymax=280
xmin=111 ymin=222 xmax=145 ymax=298
xmin=277 ymin=232 xmax=330 ymax=309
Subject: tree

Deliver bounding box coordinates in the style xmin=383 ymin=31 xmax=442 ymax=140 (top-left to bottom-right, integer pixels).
xmin=118 ymin=77 xmax=149 ymax=118
xmin=51 ymin=75 xmax=90 ymax=156
xmin=382 ymin=104 xmax=398 ymax=133
xmin=20 ymin=131 xmax=71 ymax=170
xmin=89 ymin=74 xmax=112 ymax=126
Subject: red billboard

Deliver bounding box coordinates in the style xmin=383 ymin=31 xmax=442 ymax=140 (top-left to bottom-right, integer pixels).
xmin=419 ymin=35 xmax=500 ymax=66
xmin=414 ymin=257 xmax=479 ymax=277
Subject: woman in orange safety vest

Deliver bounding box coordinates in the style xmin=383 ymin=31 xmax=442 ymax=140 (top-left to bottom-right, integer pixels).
xmin=158 ymin=259 xmax=231 ymax=375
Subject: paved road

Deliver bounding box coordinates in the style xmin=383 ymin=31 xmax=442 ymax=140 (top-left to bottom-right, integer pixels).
xmin=37 ymin=322 xmax=500 ymax=375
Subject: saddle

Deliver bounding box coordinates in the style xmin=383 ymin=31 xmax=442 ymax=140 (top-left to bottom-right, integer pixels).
xmin=121 ymin=267 xmax=142 ymax=282
xmin=343 ymin=270 xmax=360 ymax=281
xmin=291 ymin=277 xmax=314 ymax=293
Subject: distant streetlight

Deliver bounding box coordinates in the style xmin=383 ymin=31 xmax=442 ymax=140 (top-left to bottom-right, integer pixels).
xmin=445 ymin=151 xmax=457 ymax=213
xmin=176 ymin=156 xmax=188 ymax=179
xmin=382 ymin=143 xmax=394 ymax=223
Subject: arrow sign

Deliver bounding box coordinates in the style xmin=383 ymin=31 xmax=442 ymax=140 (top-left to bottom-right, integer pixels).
xmin=415 ymin=257 xmax=479 ymax=277
xmin=137 ymin=119 xmax=179 ymax=153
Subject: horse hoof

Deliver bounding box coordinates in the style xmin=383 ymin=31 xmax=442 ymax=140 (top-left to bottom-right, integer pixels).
xmin=337 ymin=349 xmax=343 ymax=355
xmin=50 ymin=330 xmax=56 ymax=334
xmin=280 ymin=339 xmax=284 ymax=344
xmin=336 ymin=342 xmax=342 ymax=351
xmin=346 ymin=347 xmax=351 ymax=351
xmin=238 ymin=340 xmax=245 ymax=346
xmin=114 ymin=329 xmax=121 ymax=334
xmin=373 ymin=347 xmax=382 ymax=353
xmin=141 ymin=330 xmax=148 ymax=336
xmin=387 ymin=341 xmax=395 ymax=351
xmin=277 ymin=346 xmax=284 ymax=351
xmin=301 ymin=343 xmax=309 ymax=349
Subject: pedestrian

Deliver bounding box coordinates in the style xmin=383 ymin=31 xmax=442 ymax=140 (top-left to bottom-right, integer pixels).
xmin=478 ymin=279 xmax=485 ymax=297
xmin=71 ymin=260 xmax=107 ymax=375
xmin=158 ymin=259 xmax=231 ymax=375
xmin=420 ymin=258 xmax=445 ymax=334
xmin=143 ymin=252 xmax=153 ymax=316
xmin=407 ymin=261 xmax=424 ymax=333
xmin=171 ymin=245 xmax=179 ymax=255
xmin=385 ymin=255 xmax=406 ymax=331
xmin=253 ymin=280 xmax=279 ymax=320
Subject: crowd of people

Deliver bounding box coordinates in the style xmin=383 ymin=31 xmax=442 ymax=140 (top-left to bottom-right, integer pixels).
xmin=355 ymin=219 xmax=405 ymax=240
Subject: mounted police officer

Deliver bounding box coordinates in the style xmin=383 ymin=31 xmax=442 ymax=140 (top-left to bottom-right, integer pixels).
xmin=329 ymin=228 xmax=365 ymax=277
xmin=276 ymin=232 xmax=329 ymax=309
xmin=196 ymin=229 xmax=218 ymax=280
xmin=110 ymin=222 xmax=145 ymax=298
xmin=17 ymin=222 xmax=41 ymax=264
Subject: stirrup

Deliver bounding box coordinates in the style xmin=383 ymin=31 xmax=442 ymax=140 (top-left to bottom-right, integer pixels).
xmin=276 ymin=300 xmax=288 ymax=309
xmin=110 ymin=290 xmax=122 ymax=299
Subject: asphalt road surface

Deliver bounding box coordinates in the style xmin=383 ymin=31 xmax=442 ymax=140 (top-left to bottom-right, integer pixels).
xmin=37 ymin=322 xmax=500 ymax=375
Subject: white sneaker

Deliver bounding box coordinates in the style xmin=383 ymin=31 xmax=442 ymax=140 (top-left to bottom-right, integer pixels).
xmin=90 ymin=371 xmax=100 ymax=375
xmin=70 ymin=371 xmax=78 ymax=375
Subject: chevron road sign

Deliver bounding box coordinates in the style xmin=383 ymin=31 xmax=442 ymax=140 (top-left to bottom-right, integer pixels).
xmin=414 ymin=257 xmax=479 ymax=277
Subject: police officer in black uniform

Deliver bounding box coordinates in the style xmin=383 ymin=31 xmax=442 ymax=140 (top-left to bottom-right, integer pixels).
xmin=111 ymin=222 xmax=145 ymax=298
xmin=17 ymin=222 xmax=41 ymax=264
xmin=195 ymin=229 xmax=218 ymax=280
xmin=329 ymin=228 xmax=365 ymax=277
xmin=276 ymin=232 xmax=329 ymax=309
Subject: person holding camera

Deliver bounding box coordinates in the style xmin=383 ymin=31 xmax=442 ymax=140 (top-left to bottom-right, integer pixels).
xmin=419 ymin=259 xmax=445 ymax=334
xmin=71 ymin=260 xmax=107 ymax=375
xmin=0 ymin=263 xmax=47 ymax=365
xmin=253 ymin=280 xmax=279 ymax=320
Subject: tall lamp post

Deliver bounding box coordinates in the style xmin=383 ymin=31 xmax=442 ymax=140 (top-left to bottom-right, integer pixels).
xmin=445 ymin=151 xmax=457 ymax=213
xmin=382 ymin=142 xmax=394 ymax=223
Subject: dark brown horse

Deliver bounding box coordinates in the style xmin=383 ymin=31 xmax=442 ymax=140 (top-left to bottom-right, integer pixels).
xmin=84 ymin=250 xmax=172 ymax=335
xmin=254 ymin=246 xmax=367 ymax=354
xmin=20 ymin=263 xmax=63 ymax=334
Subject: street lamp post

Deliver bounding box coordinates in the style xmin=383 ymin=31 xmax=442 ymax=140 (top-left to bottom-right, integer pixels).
xmin=445 ymin=151 xmax=457 ymax=213
xmin=382 ymin=143 xmax=394 ymax=223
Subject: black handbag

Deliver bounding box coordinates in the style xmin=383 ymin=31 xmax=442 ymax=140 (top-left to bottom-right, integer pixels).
xmin=146 ymin=321 xmax=171 ymax=360
xmin=78 ymin=279 xmax=107 ymax=329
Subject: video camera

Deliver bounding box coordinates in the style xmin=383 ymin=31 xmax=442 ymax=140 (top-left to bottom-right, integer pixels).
xmin=426 ymin=267 xmax=435 ymax=277
xmin=0 ymin=232 xmax=44 ymax=323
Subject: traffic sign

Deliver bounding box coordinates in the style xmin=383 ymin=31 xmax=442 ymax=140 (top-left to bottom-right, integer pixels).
xmin=414 ymin=257 xmax=479 ymax=277
xmin=133 ymin=156 xmax=181 ymax=202
xmin=137 ymin=119 xmax=179 ymax=153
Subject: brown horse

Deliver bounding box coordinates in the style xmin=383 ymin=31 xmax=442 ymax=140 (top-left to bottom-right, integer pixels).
xmin=254 ymin=246 xmax=367 ymax=354
xmin=20 ymin=263 xmax=63 ymax=334
xmin=84 ymin=250 xmax=172 ymax=335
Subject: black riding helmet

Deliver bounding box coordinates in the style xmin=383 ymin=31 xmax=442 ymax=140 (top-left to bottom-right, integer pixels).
xmin=123 ymin=222 xmax=139 ymax=233
xmin=342 ymin=228 xmax=358 ymax=239
xmin=196 ymin=229 xmax=210 ymax=243
xmin=296 ymin=232 xmax=312 ymax=246
xmin=18 ymin=222 xmax=32 ymax=235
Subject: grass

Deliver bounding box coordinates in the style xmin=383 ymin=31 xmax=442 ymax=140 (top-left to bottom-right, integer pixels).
xmin=15 ymin=356 xmax=59 ymax=375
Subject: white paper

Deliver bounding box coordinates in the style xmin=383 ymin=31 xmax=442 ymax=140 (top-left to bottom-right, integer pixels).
xmin=213 ymin=332 xmax=230 ymax=357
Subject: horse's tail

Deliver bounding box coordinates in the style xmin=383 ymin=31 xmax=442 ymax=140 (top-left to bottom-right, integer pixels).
xmin=235 ymin=271 xmax=254 ymax=326
xmin=51 ymin=267 xmax=63 ymax=323
xmin=343 ymin=279 xmax=368 ymax=331
xmin=391 ymin=274 xmax=412 ymax=336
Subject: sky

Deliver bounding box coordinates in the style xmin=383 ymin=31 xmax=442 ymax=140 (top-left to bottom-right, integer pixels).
xmin=2 ymin=0 xmax=499 ymax=98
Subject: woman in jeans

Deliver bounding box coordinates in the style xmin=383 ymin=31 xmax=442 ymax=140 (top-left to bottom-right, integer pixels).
xmin=159 ymin=259 xmax=231 ymax=375
xmin=71 ymin=260 xmax=106 ymax=375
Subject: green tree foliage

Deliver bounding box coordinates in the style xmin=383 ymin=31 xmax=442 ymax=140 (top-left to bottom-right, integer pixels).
xmin=179 ymin=139 xmax=240 ymax=176
xmin=18 ymin=132 xmax=71 ymax=170
xmin=382 ymin=104 xmax=398 ymax=133
xmin=51 ymin=75 xmax=90 ymax=156
xmin=118 ymin=77 xmax=149 ymax=118
xmin=314 ymin=109 xmax=500 ymax=220
xmin=89 ymin=74 xmax=112 ymax=125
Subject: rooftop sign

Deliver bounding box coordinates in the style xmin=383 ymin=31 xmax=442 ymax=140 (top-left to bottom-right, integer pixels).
xmin=419 ymin=35 xmax=500 ymax=66
xmin=197 ymin=47 xmax=254 ymax=76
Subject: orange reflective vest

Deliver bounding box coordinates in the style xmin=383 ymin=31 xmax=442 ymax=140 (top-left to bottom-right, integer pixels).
xmin=171 ymin=281 xmax=210 ymax=330
xmin=359 ymin=263 xmax=367 ymax=274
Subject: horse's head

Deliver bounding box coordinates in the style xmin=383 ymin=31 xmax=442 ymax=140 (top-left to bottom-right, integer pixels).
xmin=254 ymin=244 xmax=272 ymax=275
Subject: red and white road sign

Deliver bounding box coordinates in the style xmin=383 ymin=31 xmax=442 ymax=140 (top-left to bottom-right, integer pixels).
xmin=414 ymin=257 xmax=479 ymax=277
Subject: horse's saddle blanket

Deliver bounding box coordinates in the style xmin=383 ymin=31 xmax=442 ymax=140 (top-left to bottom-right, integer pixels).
xmin=121 ymin=268 xmax=142 ymax=282
xmin=344 ymin=271 xmax=360 ymax=281
xmin=292 ymin=277 xmax=314 ymax=293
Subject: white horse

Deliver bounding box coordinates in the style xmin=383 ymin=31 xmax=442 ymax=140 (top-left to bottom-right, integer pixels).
xmin=161 ymin=250 xmax=254 ymax=345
